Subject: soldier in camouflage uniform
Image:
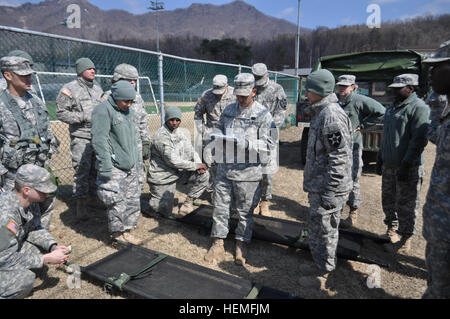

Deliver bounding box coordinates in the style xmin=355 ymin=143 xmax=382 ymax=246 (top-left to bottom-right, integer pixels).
xmin=204 ymin=73 xmax=277 ymax=266
xmin=91 ymin=81 xmax=142 ymax=245
xmin=0 ymin=50 xmax=36 ymax=95
xmin=0 ymin=56 xmax=59 ymax=231
xmin=378 ymin=74 xmax=430 ymax=254
xmin=194 ymin=74 xmax=235 ymax=192
xmin=147 ymin=106 xmax=209 ymax=217
xmin=299 ymin=69 xmax=352 ymax=286
xmin=422 ymin=45 xmax=450 ymax=299
xmin=101 ymin=64 xmax=151 ymax=191
xmin=56 ymin=57 xmax=104 ymax=221
xmin=251 ymin=63 xmax=287 ymax=217
xmin=0 ymin=164 xmax=70 ymax=299
xmin=336 ymin=75 xmax=385 ymax=227
xmin=426 ymin=90 xmax=447 ymax=144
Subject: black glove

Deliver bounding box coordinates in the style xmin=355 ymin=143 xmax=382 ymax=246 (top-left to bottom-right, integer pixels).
xmin=320 ymin=193 xmax=338 ymax=210
xmin=376 ymin=157 xmax=383 ymax=176
xmin=142 ymin=140 xmax=151 ymax=161
xmin=397 ymin=164 xmax=410 ymax=182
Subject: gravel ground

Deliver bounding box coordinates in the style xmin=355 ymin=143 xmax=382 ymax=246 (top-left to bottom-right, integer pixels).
xmin=27 ymin=126 xmax=434 ymax=299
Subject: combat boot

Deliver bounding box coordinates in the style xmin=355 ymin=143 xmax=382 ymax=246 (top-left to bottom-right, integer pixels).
xmin=204 ymin=238 xmax=224 ymax=263
xmin=178 ymin=196 xmax=195 ymax=216
xmin=341 ymin=209 xmax=358 ymax=228
xmin=259 ymin=200 xmax=271 ymax=217
xmin=253 ymin=201 xmax=261 ymax=215
xmin=386 ymin=226 xmax=401 ymax=244
xmin=235 ymin=240 xmax=247 ymax=266
xmin=76 ymin=198 xmax=89 ymax=221
xmin=111 ymin=232 xmax=127 ymax=247
xmin=123 ymin=229 xmax=143 ymax=246
xmin=397 ymin=236 xmax=412 ymax=254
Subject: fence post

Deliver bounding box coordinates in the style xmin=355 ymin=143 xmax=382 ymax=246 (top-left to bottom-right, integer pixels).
xmin=158 ymin=52 xmax=165 ymax=125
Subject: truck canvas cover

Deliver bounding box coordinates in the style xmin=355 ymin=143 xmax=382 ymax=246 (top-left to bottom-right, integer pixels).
xmin=314 ymin=50 xmax=427 ymax=90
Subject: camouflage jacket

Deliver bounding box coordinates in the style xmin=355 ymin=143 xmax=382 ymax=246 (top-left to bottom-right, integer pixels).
xmin=426 ymin=90 xmax=447 ymax=144
xmin=0 ymin=89 xmax=57 ymax=173
xmin=303 ymin=93 xmax=353 ymax=196
xmin=194 ymin=86 xmax=236 ymax=131
xmin=423 ymin=101 xmax=450 ymax=243
xmin=211 ymin=100 xmax=277 ymax=182
xmin=102 ymin=90 xmax=150 ymax=149
xmin=147 ymin=124 xmax=200 ymax=185
xmin=56 ymin=77 xmax=104 ymax=139
xmin=254 ymin=80 xmax=288 ymax=128
xmin=0 ymin=190 xmax=56 ymax=270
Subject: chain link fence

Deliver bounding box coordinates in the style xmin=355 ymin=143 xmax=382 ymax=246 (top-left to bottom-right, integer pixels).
xmin=0 ymin=25 xmax=300 ymax=198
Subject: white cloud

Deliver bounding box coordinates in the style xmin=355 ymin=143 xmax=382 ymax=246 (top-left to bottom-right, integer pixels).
xmin=0 ymin=0 xmax=25 ymax=6
xmin=277 ymin=7 xmax=295 ymax=19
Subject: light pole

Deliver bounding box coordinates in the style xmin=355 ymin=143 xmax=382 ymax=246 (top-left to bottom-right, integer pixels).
xmin=148 ymin=1 xmax=165 ymax=125
xmin=149 ymin=0 xmax=164 ymax=52
xmin=295 ymin=0 xmax=301 ymax=77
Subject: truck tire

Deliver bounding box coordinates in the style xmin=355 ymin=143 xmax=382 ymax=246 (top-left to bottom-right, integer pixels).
xmin=300 ymin=127 xmax=309 ymax=166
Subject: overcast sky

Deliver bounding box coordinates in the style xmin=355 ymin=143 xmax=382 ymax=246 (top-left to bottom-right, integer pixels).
xmin=1 ymin=0 xmax=449 ymax=29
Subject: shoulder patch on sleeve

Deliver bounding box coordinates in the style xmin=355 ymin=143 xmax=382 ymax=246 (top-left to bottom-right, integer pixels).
xmin=5 ymin=220 xmax=18 ymax=235
xmin=323 ymin=123 xmax=345 ymax=149
xmin=61 ymin=88 xmax=73 ymax=97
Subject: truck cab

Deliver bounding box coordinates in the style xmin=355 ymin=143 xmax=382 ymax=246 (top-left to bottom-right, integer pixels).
xmin=296 ymin=50 xmax=427 ymax=165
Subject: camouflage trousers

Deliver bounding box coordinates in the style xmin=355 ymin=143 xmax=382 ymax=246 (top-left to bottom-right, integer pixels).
xmin=70 ymin=137 xmax=97 ymax=199
xmin=422 ymin=194 xmax=450 ymax=299
xmin=261 ymin=174 xmax=273 ymax=200
xmin=307 ymin=192 xmax=346 ymax=272
xmin=149 ymin=170 xmax=209 ymax=217
xmin=382 ymin=165 xmax=424 ymax=236
xmin=97 ymin=165 xmax=141 ymax=234
xmin=0 ymin=242 xmax=41 ymax=299
xmin=347 ymin=143 xmax=363 ymax=210
xmin=211 ymin=173 xmax=262 ymax=243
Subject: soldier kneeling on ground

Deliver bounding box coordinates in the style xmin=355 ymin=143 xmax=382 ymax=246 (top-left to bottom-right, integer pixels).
xmin=146 ymin=106 xmax=209 ymax=218
xmin=0 ymin=164 xmax=70 ymax=299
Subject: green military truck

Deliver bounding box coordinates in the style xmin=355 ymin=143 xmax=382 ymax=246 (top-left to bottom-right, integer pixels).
xmin=296 ymin=50 xmax=428 ymax=165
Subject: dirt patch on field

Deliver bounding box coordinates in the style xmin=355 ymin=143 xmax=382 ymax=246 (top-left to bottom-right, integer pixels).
xmin=28 ymin=126 xmax=434 ymax=299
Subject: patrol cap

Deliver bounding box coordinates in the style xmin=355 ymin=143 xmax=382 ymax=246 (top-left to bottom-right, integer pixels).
xmin=113 ymin=63 xmax=139 ymax=82
xmin=423 ymin=40 xmax=450 ymax=65
xmin=336 ymin=75 xmax=356 ymax=86
xmin=234 ymin=73 xmax=255 ymax=96
xmin=76 ymin=57 xmax=95 ymax=75
xmin=165 ymin=105 xmax=182 ymax=121
xmin=15 ymin=164 xmax=57 ymax=194
xmin=0 ymin=56 xmax=35 ymax=76
xmin=7 ymin=50 xmax=34 ymax=65
xmin=305 ymin=69 xmax=336 ymax=97
xmin=212 ymin=74 xmax=228 ymax=95
xmin=251 ymin=63 xmax=269 ymax=86
xmin=388 ymin=74 xmax=419 ymax=88
xmin=111 ymin=80 xmax=136 ymax=101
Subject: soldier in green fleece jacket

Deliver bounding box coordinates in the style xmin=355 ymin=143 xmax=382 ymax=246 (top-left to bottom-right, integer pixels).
xmin=378 ymin=74 xmax=430 ymax=254
xmin=91 ymin=80 xmax=142 ymax=245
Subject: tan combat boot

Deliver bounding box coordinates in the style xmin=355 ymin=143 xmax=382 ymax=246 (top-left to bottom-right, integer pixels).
xmin=253 ymin=201 xmax=261 ymax=215
xmin=76 ymin=198 xmax=89 ymax=221
xmin=386 ymin=226 xmax=401 ymax=244
xmin=111 ymin=232 xmax=127 ymax=246
xmin=259 ymin=200 xmax=271 ymax=217
xmin=397 ymin=236 xmax=412 ymax=254
xmin=235 ymin=240 xmax=247 ymax=266
xmin=123 ymin=229 xmax=143 ymax=245
xmin=178 ymin=196 xmax=195 ymax=216
xmin=204 ymin=238 xmax=225 ymax=263
xmin=341 ymin=209 xmax=358 ymax=228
